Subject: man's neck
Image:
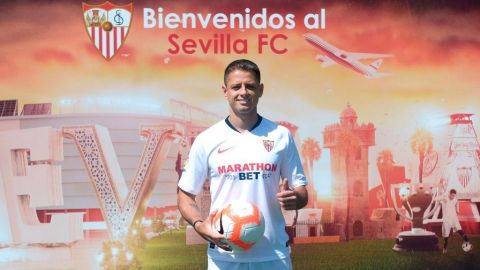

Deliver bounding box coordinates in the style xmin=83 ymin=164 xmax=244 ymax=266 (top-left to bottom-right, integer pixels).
xmin=228 ymin=112 xmax=259 ymax=133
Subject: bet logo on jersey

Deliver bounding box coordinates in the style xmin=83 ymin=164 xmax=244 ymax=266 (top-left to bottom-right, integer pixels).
xmin=82 ymin=1 xmax=133 ymax=60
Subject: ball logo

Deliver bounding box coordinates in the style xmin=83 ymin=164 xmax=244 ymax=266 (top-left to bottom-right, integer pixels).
xmin=82 ymin=1 xmax=133 ymax=60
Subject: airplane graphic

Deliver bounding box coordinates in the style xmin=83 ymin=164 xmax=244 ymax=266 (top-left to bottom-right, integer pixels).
xmin=304 ymin=33 xmax=393 ymax=79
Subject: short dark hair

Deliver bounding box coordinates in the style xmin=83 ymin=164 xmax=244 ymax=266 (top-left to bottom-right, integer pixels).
xmin=224 ymin=59 xmax=261 ymax=85
xmin=450 ymin=189 xmax=457 ymax=194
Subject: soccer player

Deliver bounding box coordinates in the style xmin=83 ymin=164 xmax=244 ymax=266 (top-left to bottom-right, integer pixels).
xmin=177 ymin=59 xmax=308 ymax=270
xmin=439 ymin=189 xmax=470 ymax=253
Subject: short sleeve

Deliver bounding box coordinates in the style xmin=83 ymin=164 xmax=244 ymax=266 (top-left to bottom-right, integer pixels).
xmin=177 ymin=136 xmax=208 ymax=195
xmin=280 ymin=131 xmax=307 ymax=188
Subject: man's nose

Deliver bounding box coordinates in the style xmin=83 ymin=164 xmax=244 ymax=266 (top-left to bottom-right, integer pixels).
xmin=239 ymin=84 xmax=249 ymax=95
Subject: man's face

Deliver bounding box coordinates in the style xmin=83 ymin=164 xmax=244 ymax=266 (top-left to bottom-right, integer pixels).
xmin=449 ymin=192 xmax=456 ymax=200
xmin=223 ymin=69 xmax=263 ymax=116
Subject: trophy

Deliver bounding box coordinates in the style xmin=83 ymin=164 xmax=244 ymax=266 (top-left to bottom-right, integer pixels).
xmin=390 ymin=182 xmax=440 ymax=251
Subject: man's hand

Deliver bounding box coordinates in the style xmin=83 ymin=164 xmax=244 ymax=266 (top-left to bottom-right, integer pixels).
xmin=178 ymin=188 xmax=231 ymax=251
xmin=276 ymin=179 xmax=308 ymax=210
xmin=195 ymin=210 xmax=232 ymax=251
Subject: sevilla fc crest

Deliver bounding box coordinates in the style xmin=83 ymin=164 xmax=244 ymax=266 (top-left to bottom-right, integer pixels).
xmin=456 ymin=166 xmax=472 ymax=188
xmin=82 ymin=1 xmax=133 ymax=60
xmin=263 ymin=140 xmax=274 ymax=152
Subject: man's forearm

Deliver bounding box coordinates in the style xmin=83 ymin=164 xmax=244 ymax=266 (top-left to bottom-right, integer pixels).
xmin=177 ymin=189 xmax=203 ymax=226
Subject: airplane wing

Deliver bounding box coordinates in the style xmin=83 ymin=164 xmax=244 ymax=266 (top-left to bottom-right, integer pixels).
xmin=315 ymin=54 xmax=336 ymax=68
xmin=349 ymin=52 xmax=393 ymax=60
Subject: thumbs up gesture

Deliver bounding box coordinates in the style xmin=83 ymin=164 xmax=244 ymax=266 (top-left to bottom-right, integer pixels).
xmin=276 ymin=178 xmax=298 ymax=210
xmin=279 ymin=178 xmax=289 ymax=192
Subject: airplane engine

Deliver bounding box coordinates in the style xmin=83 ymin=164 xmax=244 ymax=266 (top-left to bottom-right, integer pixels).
xmin=315 ymin=54 xmax=326 ymax=62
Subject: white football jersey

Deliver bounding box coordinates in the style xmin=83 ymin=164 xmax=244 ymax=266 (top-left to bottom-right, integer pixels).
xmin=441 ymin=196 xmax=460 ymax=226
xmin=178 ymin=116 xmax=307 ymax=262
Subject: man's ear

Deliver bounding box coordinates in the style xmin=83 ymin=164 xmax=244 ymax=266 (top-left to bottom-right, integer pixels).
xmin=222 ymin=85 xmax=227 ymax=99
xmin=258 ymin=83 xmax=264 ymax=97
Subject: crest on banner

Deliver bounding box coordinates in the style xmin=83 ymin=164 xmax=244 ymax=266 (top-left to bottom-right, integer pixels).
xmin=82 ymin=1 xmax=133 ymax=60
xmin=457 ymin=166 xmax=472 ymax=188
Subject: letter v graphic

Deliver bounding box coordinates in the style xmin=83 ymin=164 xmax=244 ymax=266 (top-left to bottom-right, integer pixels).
xmin=63 ymin=125 xmax=180 ymax=240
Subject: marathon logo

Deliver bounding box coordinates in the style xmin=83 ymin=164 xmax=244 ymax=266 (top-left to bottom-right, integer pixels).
xmin=218 ymin=163 xmax=277 ymax=181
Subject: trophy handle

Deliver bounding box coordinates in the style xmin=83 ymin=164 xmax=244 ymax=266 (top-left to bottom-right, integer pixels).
xmin=422 ymin=185 xmax=441 ymax=220
xmin=423 ymin=201 xmax=440 ymax=220
xmin=390 ymin=183 xmax=411 ymax=221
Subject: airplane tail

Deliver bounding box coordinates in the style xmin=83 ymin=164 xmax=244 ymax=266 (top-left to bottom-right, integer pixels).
xmin=369 ymin=59 xmax=383 ymax=70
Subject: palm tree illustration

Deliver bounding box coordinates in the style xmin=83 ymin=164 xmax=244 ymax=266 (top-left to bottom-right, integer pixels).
xmin=410 ymin=129 xmax=433 ymax=183
xmin=336 ymin=127 xmax=359 ymax=241
xmin=301 ymin=138 xmax=321 ymax=208
xmin=301 ymin=138 xmax=322 ymax=180
xmin=376 ymin=149 xmax=394 ymax=207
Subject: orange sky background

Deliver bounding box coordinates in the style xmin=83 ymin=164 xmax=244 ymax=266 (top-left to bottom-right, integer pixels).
xmin=1 ymin=0 xmax=480 ymax=194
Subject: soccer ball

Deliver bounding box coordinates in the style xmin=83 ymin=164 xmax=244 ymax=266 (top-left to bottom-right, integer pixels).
xmin=462 ymin=241 xmax=473 ymax=252
xmin=102 ymin=21 xmax=113 ymax=32
xmin=213 ymin=200 xmax=265 ymax=251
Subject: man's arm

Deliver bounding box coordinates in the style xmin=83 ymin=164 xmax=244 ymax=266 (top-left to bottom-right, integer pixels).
xmin=177 ymin=188 xmax=203 ymax=226
xmin=276 ymin=179 xmax=308 ymax=210
xmin=177 ymin=188 xmax=231 ymax=251
xmin=433 ymin=194 xmax=446 ymax=202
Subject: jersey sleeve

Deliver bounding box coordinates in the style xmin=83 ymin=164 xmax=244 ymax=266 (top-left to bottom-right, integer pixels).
xmin=280 ymin=131 xmax=307 ymax=188
xmin=177 ymin=136 xmax=208 ymax=195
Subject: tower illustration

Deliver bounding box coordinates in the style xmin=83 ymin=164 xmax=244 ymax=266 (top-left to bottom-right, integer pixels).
xmin=323 ymin=104 xmax=375 ymax=240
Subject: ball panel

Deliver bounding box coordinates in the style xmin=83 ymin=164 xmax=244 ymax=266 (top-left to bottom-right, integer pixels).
xmin=222 ymin=216 xmax=235 ymax=239
xmin=240 ymin=222 xmax=265 ymax=243
xmin=224 ymin=201 xmax=254 ymax=221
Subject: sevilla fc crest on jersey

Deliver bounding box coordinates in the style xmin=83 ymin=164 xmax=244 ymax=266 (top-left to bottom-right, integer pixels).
xmin=263 ymin=140 xmax=274 ymax=152
xmin=82 ymin=1 xmax=133 ymax=60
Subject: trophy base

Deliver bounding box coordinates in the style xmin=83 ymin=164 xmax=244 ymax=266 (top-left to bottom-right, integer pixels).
xmin=392 ymin=229 xmax=439 ymax=252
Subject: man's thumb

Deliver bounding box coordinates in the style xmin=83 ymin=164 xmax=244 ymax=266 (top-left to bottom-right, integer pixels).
xmin=280 ymin=179 xmax=289 ymax=191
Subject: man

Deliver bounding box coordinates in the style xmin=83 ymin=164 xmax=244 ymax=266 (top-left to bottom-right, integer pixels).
xmin=439 ymin=189 xmax=470 ymax=253
xmin=177 ymin=59 xmax=308 ymax=270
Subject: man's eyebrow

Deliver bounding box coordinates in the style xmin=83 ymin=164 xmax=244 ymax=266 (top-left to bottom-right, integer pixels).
xmin=228 ymin=82 xmax=258 ymax=87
